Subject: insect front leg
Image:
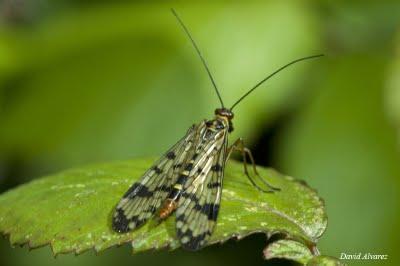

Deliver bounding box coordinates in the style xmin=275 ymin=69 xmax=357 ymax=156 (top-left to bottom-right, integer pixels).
xmin=226 ymin=138 xmax=280 ymax=193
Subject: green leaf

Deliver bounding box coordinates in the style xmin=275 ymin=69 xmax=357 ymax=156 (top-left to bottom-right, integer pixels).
xmin=307 ymin=256 xmax=346 ymax=266
xmin=0 ymin=3 xmax=320 ymax=168
xmin=263 ymin=239 xmax=343 ymax=265
xmin=263 ymin=239 xmax=313 ymax=264
xmin=0 ymin=158 xmax=326 ymax=255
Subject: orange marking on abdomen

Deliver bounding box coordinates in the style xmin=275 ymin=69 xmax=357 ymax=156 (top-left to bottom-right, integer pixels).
xmin=159 ymin=199 xmax=178 ymax=219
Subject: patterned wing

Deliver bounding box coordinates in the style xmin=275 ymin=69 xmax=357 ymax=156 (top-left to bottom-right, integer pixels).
xmin=112 ymin=125 xmax=196 ymax=233
xmin=175 ymin=132 xmax=228 ymax=250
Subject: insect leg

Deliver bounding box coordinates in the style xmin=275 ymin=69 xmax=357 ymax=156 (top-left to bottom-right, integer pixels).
xmin=226 ymin=139 xmax=257 ymax=189
xmin=227 ymin=138 xmax=280 ymax=193
xmin=242 ymin=146 xmax=280 ymax=192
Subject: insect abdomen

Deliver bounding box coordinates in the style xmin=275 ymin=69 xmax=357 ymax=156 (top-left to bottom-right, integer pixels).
xmin=159 ymin=199 xmax=178 ymax=219
xmin=159 ymin=182 xmax=183 ymax=219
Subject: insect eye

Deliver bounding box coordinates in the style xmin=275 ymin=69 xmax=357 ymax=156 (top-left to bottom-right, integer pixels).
xmin=215 ymin=121 xmax=225 ymax=130
xmin=205 ymin=120 xmax=213 ymax=127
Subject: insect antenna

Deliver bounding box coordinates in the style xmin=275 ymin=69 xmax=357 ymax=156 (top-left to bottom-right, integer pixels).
xmin=171 ymin=8 xmax=225 ymax=108
xmin=230 ymin=54 xmax=324 ymax=110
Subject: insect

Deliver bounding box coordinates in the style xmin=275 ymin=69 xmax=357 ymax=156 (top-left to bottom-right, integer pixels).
xmin=112 ymin=8 xmax=323 ymax=251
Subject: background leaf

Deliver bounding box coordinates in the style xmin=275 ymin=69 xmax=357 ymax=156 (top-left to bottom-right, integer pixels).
xmin=307 ymin=255 xmax=345 ymax=266
xmin=263 ymin=239 xmax=344 ymax=265
xmin=0 ymin=158 xmax=326 ymax=255
xmin=263 ymin=239 xmax=313 ymax=264
xmin=0 ymin=2 xmax=319 ymax=170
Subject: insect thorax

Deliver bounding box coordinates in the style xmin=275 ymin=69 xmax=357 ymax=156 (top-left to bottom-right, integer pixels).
xmin=213 ymin=108 xmax=234 ymax=133
xmin=203 ymin=118 xmax=227 ymax=140
xmin=205 ymin=116 xmax=233 ymax=135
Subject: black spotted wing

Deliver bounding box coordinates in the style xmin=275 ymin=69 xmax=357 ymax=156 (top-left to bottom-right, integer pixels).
xmin=175 ymin=127 xmax=228 ymax=250
xmin=112 ymin=125 xmax=197 ymax=232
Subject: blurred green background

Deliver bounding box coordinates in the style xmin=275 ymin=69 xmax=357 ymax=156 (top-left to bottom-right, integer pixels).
xmin=1 ymin=1 xmax=399 ymax=265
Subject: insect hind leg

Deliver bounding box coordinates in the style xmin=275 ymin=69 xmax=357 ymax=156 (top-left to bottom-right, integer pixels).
xmin=227 ymin=138 xmax=280 ymax=193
